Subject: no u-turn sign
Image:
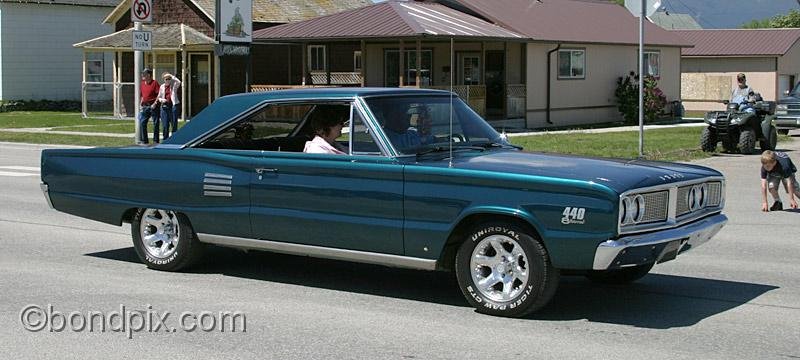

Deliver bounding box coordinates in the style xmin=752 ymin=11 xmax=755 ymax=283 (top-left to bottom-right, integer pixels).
xmin=131 ymin=0 xmax=153 ymax=23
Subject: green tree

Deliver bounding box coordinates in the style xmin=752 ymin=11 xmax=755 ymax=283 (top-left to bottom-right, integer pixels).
xmin=740 ymin=9 xmax=800 ymax=28
xmin=615 ymin=72 xmax=668 ymax=124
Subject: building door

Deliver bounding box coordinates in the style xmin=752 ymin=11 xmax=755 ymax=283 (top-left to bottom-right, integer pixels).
xmin=485 ymin=51 xmax=505 ymax=118
xmin=189 ymin=53 xmax=211 ymax=117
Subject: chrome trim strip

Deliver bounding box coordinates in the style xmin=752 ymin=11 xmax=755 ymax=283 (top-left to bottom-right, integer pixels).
xmin=204 ymin=172 xmax=233 ymax=179
xmin=203 ymin=191 xmax=232 ymax=197
xmin=40 ymin=183 xmax=54 ymax=209
xmin=197 ymin=233 xmax=438 ymax=271
xmin=204 ymin=178 xmax=232 ymax=185
xmin=202 ymin=185 xmax=231 ymax=191
xmin=594 ymin=213 xmax=727 ymax=270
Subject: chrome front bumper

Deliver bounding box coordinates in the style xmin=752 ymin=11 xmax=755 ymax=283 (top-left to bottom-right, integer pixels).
xmin=593 ymin=213 xmax=727 ymax=270
xmin=40 ymin=183 xmax=54 ymax=209
xmin=775 ymin=116 xmax=800 ymax=129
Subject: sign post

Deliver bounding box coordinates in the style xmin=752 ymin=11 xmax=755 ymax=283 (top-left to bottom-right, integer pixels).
xmin=131 ymin=0 xmax=153 ymax=144
xmin=625 ymin=0 xmax=661 ymax=158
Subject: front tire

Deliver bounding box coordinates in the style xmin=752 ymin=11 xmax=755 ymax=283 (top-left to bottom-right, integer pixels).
xmin=700 ymin=127 xmax=717 ymax=152
xmin=738 ymin=129 xmax=756 ymax=154
xmin=760 ymin=126 xmax=778 ymax=151
xmin=131 ymin=208 xmax=204 ymax=271
xmin=778 ymin=129 xmax=790 ymax=135
xmin=586 ymin=263 xmax=654 ymax=284
xmin=455 ymin=223 xmax=560 ymax=317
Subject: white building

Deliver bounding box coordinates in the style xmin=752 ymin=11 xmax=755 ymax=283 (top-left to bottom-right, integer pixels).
xmin=0 ymin=0 xmax=116 ymax=101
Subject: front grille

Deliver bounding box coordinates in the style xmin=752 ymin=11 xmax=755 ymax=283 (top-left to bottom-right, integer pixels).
xmin=677 ymin=181 xmax=723 ymax=217
xmin=640 ymin=191 xmax=668 ymax=223
xmin=715 ymin=117 xmax=729 ymax=130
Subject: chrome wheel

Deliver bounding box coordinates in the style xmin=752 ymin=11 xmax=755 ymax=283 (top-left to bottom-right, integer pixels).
xmin=470 ymin=235 xmax=530 ymax=302
xmin=139 ymin=209 xmax=180 ymax=259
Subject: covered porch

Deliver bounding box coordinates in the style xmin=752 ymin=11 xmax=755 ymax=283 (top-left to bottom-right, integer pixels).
xmin=73 ymin=24 xmax=215 ymax=119
xmin=250 ymin=1 xmax=527 ymax=121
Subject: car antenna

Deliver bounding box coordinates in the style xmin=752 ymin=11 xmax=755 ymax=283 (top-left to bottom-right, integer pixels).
xmin=449 ymin=36 xmax=454 ymax=168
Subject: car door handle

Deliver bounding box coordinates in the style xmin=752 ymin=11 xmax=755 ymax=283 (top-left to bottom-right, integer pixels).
xmin=255 ymin=168 xmax=277 ymax=180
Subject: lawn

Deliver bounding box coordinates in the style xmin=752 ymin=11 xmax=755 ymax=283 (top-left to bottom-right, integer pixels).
xmin=508 ymin=126 xmax=790 ymax=162
xmin=0 ymin=112 xmax=122 ymax=128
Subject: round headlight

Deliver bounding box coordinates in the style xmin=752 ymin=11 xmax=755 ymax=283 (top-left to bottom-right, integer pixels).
xmin=621 ymin=195 xmax=646 ymax=225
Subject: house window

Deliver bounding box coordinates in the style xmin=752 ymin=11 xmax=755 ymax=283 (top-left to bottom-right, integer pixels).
xmin=383 ymin=49 xmax=433 ymax=87
xmin=145 ymin=53 xmax=176 ymax=80
xmin=558 ymin=49 xmax=585 ymax=79
xmin=459 ymin=54 xmax=481 ymax=85
xmin=644 ymin=51 xmax=660 ymax=77
xmin=354 ymin=51 xmax=362 ymax=72
xmin=86 ymin=52 xmax=104 ymax=90
xmin=308 ymin=45 xmax=326 ymax=72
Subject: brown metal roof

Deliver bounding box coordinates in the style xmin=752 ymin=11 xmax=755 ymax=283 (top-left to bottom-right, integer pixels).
xmin=253 ymin=1 xmax=524 ymax=40
xmin=453 ymin=0 xmax=691 ymax=46
xmin=673 ymin=29 xmax=800 ymax=56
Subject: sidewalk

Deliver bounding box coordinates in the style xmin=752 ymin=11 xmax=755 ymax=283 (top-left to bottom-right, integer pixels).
xmin=0 ymin=127 xmax=132 ymax=138
xmin=506 ymin=122 xmax=707 ymax=137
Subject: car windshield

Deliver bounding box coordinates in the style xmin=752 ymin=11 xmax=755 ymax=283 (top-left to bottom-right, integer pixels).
xmin=793 ymin=82 xmax=800 ymax=95
xmin=365 ymin=95 xmax=509 ymax=155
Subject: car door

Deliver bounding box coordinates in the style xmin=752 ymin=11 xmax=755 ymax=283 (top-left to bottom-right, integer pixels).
xmin=249 ymin=102 xmax=405 ymax=255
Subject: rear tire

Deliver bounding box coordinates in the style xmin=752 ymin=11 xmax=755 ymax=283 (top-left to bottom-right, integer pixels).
xmin=760 ymin=126 xmax=778 ymax=151
xmin=131 ymin=208 xmax=204 ymax=271
xmin=586 ymin=263 xmax=654 ymax=284
xmin=455 ymin=222 xmax=560 ymax=318
xmin=700 ymin=127 xmax=717 ymax=152
xmin=738 ymin=129 xmax=756 ymax=154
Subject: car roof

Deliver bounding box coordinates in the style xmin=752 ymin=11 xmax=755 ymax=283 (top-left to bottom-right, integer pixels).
xmin=162 ymin=87 xmax=454 ymax=146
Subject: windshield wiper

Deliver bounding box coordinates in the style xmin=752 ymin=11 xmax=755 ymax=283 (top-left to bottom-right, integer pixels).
xmin=473 ymin=141 xmax=522 ymax=150
xmin=415 ymin=145 xmax=485 ymax=157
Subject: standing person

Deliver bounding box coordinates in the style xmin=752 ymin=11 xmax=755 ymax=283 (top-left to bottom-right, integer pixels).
xmin=760 ymin=150 xmax=799 ymax=211
xmin=138 ymin=68 xmax=160 ymax=144
xmin=157 ymin=72 xmax=182 ymax=141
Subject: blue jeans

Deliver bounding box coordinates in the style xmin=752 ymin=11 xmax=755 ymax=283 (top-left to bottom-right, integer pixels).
xmin=138 ymin=105 xmax=160 ymax=144
xmin=160 ymin=103 xmax=180 ymax=140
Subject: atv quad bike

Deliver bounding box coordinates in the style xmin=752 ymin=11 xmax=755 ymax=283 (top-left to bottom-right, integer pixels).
xmin=701 ymin=99 xmax=778 ymax=154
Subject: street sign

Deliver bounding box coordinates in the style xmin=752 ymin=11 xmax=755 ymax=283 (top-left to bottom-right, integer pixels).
xmin=624 ymin=0 xmax=661 ymax=17
xmin=132 ymin=30 xmax=152 ymax=51
xmin=131 ymin=0 xmax=153 ymax=23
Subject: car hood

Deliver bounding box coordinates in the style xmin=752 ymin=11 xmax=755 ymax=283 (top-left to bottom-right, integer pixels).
xmin=779 ymin=94 xmax=800 ymax=103
xmin=417 ymin=150 xmax=722 ymax=194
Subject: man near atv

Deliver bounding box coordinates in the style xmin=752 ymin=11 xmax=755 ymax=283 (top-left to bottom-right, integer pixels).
xmin=731 ymin=73 xmax=757 ymax=113
xmin=760 ymin=150 xmax=799 ymax=211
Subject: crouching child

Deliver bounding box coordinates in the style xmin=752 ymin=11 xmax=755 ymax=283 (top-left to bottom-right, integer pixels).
xmin=761 ymin=150 xmax=799 ymax=211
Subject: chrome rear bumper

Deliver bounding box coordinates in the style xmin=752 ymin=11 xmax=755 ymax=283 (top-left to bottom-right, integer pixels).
xmin=40 ymin=183 xmax=54 ymax=209
xmin=593 ymin=213 xmax=727 ymax=270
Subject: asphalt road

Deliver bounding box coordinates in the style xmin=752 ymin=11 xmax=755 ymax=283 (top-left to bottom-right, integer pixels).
xmin=1 ymin=140 xmax=798 ymax=359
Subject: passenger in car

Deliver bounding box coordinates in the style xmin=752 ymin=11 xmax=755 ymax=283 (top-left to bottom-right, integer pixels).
xmin=303 ymin=112 xmax=348 ymax=154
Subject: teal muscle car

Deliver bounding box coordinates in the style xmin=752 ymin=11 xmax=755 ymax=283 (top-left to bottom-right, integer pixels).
xmin=40 ymin=88 xmax=728 ymax=317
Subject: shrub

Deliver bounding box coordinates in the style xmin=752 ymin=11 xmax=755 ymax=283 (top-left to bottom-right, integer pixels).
xmin=615 ymin=72 xmax=667 ymax=124
xmin=0 ymin=99 xmax=81 ymax=112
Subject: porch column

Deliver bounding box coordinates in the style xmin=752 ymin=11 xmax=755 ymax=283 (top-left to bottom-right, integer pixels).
xmin=481 ymin=41 xmax=485 ymax=85
xmin=302 ymin=43 xmax=307 ymax=86
xmin=112 ymin=51 xmax=118 ymax=118
xmin=326 ymin=43 xmax=331 ymax=85
xmin=81 ymin=50 xmax=87 ymax=117
xmin=416 ymin=39 xmax=421 ymax=87
xmin=360 ymin=40 xmax=365 ymax=87
xmin=503 ymin=41 xmax=509 ymax=118
xmin=181 ymin=49 xmax=187 ymax=121
xmin=399 ymin=39 xmax=404 ymax=87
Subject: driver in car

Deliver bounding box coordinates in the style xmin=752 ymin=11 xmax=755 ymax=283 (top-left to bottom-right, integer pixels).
xmin=383 ymin=107 xmax=436 ymax=151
